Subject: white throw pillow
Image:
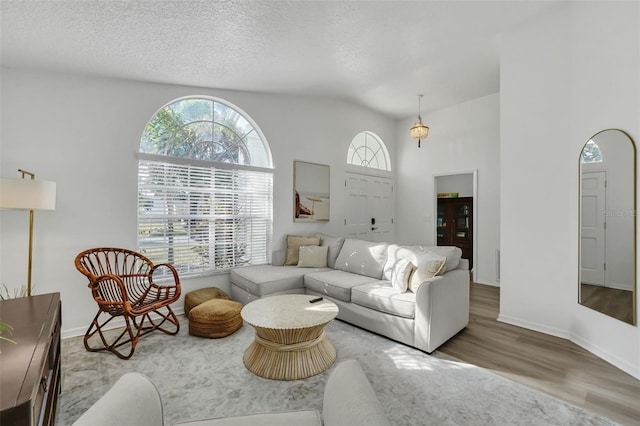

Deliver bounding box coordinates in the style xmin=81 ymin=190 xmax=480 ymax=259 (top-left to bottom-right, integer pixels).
xmin=390 ymin=258 xmax=415 ymax=293
xmin=409 ymin=251 xmax=447 ymax=292
xmin=297 ymin=245 xmax=329 ymax=268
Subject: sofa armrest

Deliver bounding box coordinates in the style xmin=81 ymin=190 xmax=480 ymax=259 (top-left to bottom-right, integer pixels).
xmin=72 ymin=373 xmax=163 ymax=426
xmin=413 ymin=268 xmax=470 ymax=352
xmin=322 ymin=359 xmax=391 ymax=426
xmin=271 ymin=250 xmax=286 ymax=266
xmin=457 ymin=258 xmax=469 ymax=270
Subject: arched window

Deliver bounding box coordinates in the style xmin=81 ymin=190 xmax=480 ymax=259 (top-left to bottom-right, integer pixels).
xmin=581 ymin=140 xmax=604 ymax=163
xmin=347 ymin=131 xmax=391 ymax=171
xmin=137 ymin=97 xmax=273 ymax=276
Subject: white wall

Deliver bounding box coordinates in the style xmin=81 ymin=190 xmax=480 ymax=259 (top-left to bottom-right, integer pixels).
xmin=500 ymin=2 xmax=639 ymax=378
xmin=436 ymin=174 xmax=473 ymax=198
xmin=395 ymin=92 xmax=500 ymax=286
xmin=0 ymin=68 xmax=396 ymax=337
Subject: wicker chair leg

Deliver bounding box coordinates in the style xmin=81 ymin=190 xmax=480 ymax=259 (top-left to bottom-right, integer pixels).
xmin=84 ymin=310 xmax=117 ymax=353
xmin=110 ymin=316 xmax=139 ymax=360
xmin=133 ymin=306 xmax=180 ymax=338
xmin=154 ymin=306 xmax=180 ymax=335
xmin=84 ymin=311 xmax=139 ymax=360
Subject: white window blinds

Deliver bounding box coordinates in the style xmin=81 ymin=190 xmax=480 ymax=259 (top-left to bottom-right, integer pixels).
xmin=138 ymin=159 xmax=272 ymax=276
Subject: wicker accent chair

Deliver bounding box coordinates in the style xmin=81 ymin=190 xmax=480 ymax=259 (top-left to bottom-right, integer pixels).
xmin=75 ymin=247 xmax=181 ymax=359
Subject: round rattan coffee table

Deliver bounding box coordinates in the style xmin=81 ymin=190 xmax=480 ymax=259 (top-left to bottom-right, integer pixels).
xmin=241 ymin=294 xmax=339 ymax=380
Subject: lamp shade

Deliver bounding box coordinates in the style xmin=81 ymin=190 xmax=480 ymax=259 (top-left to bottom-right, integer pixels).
xmin=0 ymin=178 xmax=57 ymax=211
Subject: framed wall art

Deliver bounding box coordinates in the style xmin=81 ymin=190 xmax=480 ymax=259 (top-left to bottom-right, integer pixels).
xmin=293 ymin=160 xmax=330 ymax=222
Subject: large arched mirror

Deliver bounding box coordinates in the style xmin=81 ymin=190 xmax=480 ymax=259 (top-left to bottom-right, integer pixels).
xmin=579 ymin=129 xmax=636 ymax=325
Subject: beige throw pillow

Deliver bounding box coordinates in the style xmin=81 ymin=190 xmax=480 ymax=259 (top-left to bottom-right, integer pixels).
xmin=285 ymin=235 xmax=321 ymax=266
xmin=297 ymin=245 xmax=329 ymax=268
xmin=409 ymin=251 xmax=447 ymax=292
xmin=390 ymin=258 xmax=415 ymax=293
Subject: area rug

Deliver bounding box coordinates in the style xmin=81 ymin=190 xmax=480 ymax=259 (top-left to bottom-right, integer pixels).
xmin=58 ymin=319 xmax=616 ymax=425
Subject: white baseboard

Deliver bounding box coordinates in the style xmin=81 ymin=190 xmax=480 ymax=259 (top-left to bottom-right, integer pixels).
xmin=497 ymin=314 xmax=570 ymax=339
xmin=569 ymin=333 xmax=639 ymax=379
xmin=606 ymin=282 xmax=634 ymax=292
xmin=498 ymin=314 xmax=639 ymax=379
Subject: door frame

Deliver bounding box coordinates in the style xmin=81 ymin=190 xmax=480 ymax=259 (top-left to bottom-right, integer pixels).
xmin=433 ymin=169 xmax=478 ymax=283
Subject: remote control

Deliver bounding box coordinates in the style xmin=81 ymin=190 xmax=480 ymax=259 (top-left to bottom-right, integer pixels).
xmin=309 ymin=297 xmax=323 ymax=303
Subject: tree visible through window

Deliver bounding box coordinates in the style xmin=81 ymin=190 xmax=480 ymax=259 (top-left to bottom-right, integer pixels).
xmin=137 ymin=97 xmax=273 ymax=277
xmin=581 ymin=140 xmax=603 ymax=163
xmin=347 ymin=131 xmax=391 ymax=171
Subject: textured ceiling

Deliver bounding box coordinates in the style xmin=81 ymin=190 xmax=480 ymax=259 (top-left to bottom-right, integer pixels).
xmin=1 ymin=1 xmax=560 ymax=119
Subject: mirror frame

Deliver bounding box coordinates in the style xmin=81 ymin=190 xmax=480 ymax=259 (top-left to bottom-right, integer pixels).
xmin=578 ymin=128 xmax=637 ymax=326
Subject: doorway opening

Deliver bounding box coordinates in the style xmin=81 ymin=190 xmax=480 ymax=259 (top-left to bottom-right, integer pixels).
xmin=434 ymin=171 xmax=477 ymax=282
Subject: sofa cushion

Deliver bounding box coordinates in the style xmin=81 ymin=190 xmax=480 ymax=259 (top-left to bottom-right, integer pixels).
xmin=384 ymin=244 xmax=462 ymax=279
xmin=409 ymin=251 xmax=446 ymax=292
xmin=231 ymin=265 xmax=327 ymax=297
xmin=297 ymin=245 xmax=329 ymax=268
xmin=334 ymin=238 xmax=388 ymax=279
xmin=315 ymin=233 xmax=346 ymax=268
xmin=423 ymin=245 xmax=462 ymax=272
xmin=351 ymin=282 xmax=416 ymax=319
xmin=285 ymin=235 xmax=321 ymax=266
xmin=390 ymin=258 xmax=414 ymax=293
xmin=304 ymin=270 xmax=379 ymax=302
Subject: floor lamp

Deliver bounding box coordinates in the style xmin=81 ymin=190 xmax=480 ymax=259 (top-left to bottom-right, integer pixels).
xmin=0 ymin=170 xmax=56 ymax=297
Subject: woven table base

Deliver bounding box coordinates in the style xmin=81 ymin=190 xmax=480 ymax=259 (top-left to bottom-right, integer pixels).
xmin=243 ymin=324 xmax=336 ymax=380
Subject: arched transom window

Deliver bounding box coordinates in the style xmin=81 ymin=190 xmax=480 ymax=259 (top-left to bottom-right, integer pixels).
xmin=137 ymin=97 xmax=273 ymax=277
xmin=347 ymin=131 xmax=391 ymax=171
xmin=581 ymin=139 xmax=604 ymax=164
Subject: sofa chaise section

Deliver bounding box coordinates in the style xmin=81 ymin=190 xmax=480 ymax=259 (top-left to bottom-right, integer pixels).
xmin=230 ymin=264 xmax=328 ymax=303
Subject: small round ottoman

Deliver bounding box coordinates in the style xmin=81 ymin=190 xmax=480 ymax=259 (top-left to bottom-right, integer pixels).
xmin=184 ymin=287 xmax=230 ymax=316
xmin=188 ymin=299 xmax=243 ymax=338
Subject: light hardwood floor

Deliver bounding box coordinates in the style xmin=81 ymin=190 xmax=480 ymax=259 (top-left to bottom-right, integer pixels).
xmin=580 ymin=283 xmax=634 ymax=324
xmin=438 ymin=283 xmax=640 ymax=426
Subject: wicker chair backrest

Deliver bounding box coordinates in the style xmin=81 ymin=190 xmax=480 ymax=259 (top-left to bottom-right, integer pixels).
xmin=76 ymin=248 xmax=153 ymax=280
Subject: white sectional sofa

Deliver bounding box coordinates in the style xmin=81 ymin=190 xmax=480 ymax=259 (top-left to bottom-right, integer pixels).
xmin=231 ymin=235 xmax=470 ymax=353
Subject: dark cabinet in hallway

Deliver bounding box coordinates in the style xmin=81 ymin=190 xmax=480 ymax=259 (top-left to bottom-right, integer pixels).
xmin=437 ymin=197 xmax=473 ymax=269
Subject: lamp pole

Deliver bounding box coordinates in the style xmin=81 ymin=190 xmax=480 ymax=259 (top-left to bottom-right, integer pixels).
xmin=18 ymin=169 xmax=36 ymax=297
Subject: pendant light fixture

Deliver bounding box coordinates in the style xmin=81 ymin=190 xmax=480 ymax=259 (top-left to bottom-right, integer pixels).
xmin=410 ymin=94 xmax=429 ymax=148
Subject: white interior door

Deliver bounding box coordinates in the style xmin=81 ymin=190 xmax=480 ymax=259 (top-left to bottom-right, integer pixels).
xmin=345 ymin=174 xmax=369 ymax=239
xmin=345 ymin=173 xmax=393 ymax=242
xmin=580 ymin=171 xmax=606 ymax=286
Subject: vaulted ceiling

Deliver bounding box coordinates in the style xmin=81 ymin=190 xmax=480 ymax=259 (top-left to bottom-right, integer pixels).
xmin=1 ymin=1 xmax=560 ymax=119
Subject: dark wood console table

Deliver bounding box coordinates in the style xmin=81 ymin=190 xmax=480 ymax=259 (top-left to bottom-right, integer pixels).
xmin=0 ymin=293 xmax=61 ymax=426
